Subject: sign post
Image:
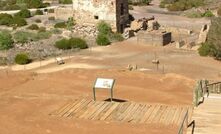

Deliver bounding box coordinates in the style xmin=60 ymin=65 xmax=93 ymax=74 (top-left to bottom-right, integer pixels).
xmin=93 ymin=78 xmax=115 ymax=102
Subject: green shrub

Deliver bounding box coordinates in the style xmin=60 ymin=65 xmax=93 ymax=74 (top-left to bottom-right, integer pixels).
xmin=32 ymin=31 xmax=52 ymax=41
xmin=0 ymin=31 xmax=14 ymax=50
xmin=51 ymin=28 xmax=62 ymax=34
xmin=69 ymin=37 xmax=88 ymax=49
xmin=129 ymin=5 xmax=134 ymax=10
xmin=55 ymin=38 xmax=70 ymax=49
xmin=164 ymin=0 xmax=204 ymax=11
xmin=38 ymin=27 xmax=46 ymax=32
xmin=4 ymin=4 xmax=20 ymax=10
xmin=97 ymin=21 xmax=112 ymax=35
xmin=15 ymin=9 xmax=31 ymax=18
xmin=109 ymin=33 xmax=124 ymax=42
xmin=35 ymin=19 xmax=41 ymax=23
xmin=13 ymin=31 xmax=30 ymax=43
xmin=35 ymin=9 xmax=43 ymax=15
xmin=0 ymin=13 xmax=13 ymax=26
xmin=55 ymin=37 xmax=88 ymax=49
xmin=54 ymin=22 xmax=67 ymax=28
xmin=96 ymin=33 xmax=110 ymax=46
xmin=198 ymin=43 xmax=215 ymax=56
xmin=59 ymin=0 xmax=72 ymax=4
xmin=15 ymin=53 xmax=31 ymax=65
xmin=27 ymin=24 xmax=39 ymax=30
xmin=48 ymin=16 xmax=55 ymax=21
xmin=11 ymin=16 xmax=27 ymax=27
xmin=202 ymin=10 xmax=214 ymax=17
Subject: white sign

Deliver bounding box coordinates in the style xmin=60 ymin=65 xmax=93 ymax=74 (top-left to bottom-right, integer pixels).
xmin=94 ymin=78 xmax=114 ymax=89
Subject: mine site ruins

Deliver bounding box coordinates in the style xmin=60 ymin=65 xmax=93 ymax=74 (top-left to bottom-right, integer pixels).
xmin=0 ymin=0 xmax=221 ymax=134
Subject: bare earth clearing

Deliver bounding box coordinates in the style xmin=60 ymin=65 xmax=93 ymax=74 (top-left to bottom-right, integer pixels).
xmin=1 ymin=0 xmax=221 ymax=132
xmin=0 ymin=37 xmax=221 ymax=133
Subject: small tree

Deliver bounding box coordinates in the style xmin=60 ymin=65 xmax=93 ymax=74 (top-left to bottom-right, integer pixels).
xmin=0 ymin=13 xmax=13 ymax=26
xmin=15 ymin=9 xmax=31 ymax=18
xmin=97 ymin=21 xmax=112 ymax=35
xmin=27 ymin=24 xmax=39 ymax=30
xmin=96 ymin=33 xmax=110 ymax=46
xmin=69 ymin=37 xmax=88 ymax=49
xmin=11 ymin=16 xmax=27 ymax=27
xmin=35 ymin=9 xmax=43 ymax=15
xmin=15 ymin=53 xmax=31 ymax=65
xmin=0 ymin=31 xmax=14 ymax=50
xmin=55 ymin=38 xmax=70 ymax=49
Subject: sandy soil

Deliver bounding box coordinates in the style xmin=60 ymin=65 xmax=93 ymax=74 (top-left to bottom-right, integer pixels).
xmin=0 ymin=69 xmax=194 ymax=134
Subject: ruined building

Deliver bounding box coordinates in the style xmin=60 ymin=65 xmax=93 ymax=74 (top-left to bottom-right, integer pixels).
xmin=72 ymin=0 xmax=129 ymax=33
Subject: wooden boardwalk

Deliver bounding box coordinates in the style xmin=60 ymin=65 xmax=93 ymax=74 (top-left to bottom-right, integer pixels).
xmin=50 ymin=99 xmax=192 ymax=126
xmin=187 ymin=94 xmax=221 ymax=134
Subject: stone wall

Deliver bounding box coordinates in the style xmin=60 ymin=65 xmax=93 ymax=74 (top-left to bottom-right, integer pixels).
xmin=72 ymin=0 xmax=129 ymax=32
xmin=55 ymin=6 xmax=74 ymax=21
xmin=137 ymin=31 xmax=172 ymax=46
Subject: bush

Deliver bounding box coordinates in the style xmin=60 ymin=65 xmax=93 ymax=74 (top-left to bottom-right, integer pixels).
xmin=27 ymin=24 xmax=39 ymax=30
xmin=59 ymin=0 xmax=72 ymax=4
xmin=32 ymin=31 xmax=52 ymax=41
xmin=206 ymin=17 xmax=221 ymax=59
xmin=55 ymin=38 xmax=70 ymax=49
xmin=38 ymin=27 xmax=46 ymax=32
xmin=51 ymin=28 xmax=62 ymax=34
xmin=35 ymin=9 xmax=43 ymax=15
xmin=35 ymin=19 xmax=41 ymax=23
xmin=15 ymin=53 xmax=31 ymax=65
xmin=69 ymin=37 xmax=88 ymax=49
xmin=15 ymin=9 xmax=31 ymax=18
xmin=96 ymin=33 xmax=110 ymax=46
xmin=198 ymin=42 xmax=215 ymax=56
xmin=128 ymin=0 xmax=151 ymax=5
xmin=163 ymin=0 xmax=204 ymax=11
xmin=54 ymin=22 xmax=67 ymax=28
xmin=48 ymin=16 xmax=55 ymax=21
xmin=0 ymin=13 xmax=13 ymax=26
xmin=97 ymin=21 xmax=112 ymax=35
xmin=13 ymin=31 xmax=30 ymax=43
xmin=202 ymin=10 xmax=214 ymax=17
xmin=11 ymin=16 xmax=27 ymax=27
xmin=0 ymin=31 xmax=14 ymax=50
xmin=109 ymin=33 xmax=124 ymax=42
xmin=55 ymin=37 xmax=88 ymax=49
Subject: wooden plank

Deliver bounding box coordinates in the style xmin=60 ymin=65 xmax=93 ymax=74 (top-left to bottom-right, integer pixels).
xmin=50 ymin=101 xmax=73 ymax=116
xmin=159 ymin=106 xmax=171 ymax=124
xmin=78 ymin=101 xmax=98 ymax=119
xmin=114 ymin=102 xmax=133 ymax=121
xmin=91 ymin=102 xmax=112 ymax=120
xmin=63 ymin=99 xmax=89 ymax=117
xmin=129 ymin=104 xmax=146 ymax=123
xmin=122 ymin=103 xmax=141 ymax=122
xmin=83 ymin=101 xmax=106 ymax=119
xmin=68 ymin=100 xmax=93 ymax=118
xmin=118 ymin=103 xmax=136 ymax=121
xmin=57 ymin=99 xmax=83 ymax=117
xmin=139 ymin=105 xmax=156 ymax=123
xmin=176 ymin=107 xmax=187 ymax=126
xmin=152 ymin=106 xmax=167 ymax=124
xmin=164 ymin=107 xmax=177 ymax=125
xmin=99 ymin=102 xmax=120 ymax=121
xmin=95 ymin=103 xmax=114 ymax=120
xmin=88 ymin=101 xmax=108 ymax=120
xmin=133 ymin=104 xmax=151 ymax=123
xmin=171 ymin=107 xmax=182 ymax=126
xmin=145 ymin=105 xmax=161 ymax=123
xmin=106 ymin=103 xmax=125 ymax=121
xmin=74 ymin=100 xmax=95 ymax=118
